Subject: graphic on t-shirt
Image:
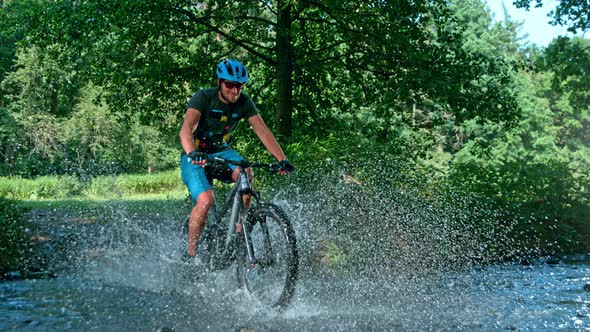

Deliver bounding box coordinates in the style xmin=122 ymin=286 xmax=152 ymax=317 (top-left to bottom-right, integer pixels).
xmin=186 ymin=88 xmax=258 ymax=153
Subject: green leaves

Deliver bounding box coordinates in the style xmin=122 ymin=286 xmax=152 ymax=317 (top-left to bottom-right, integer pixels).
xmin=513 ymin=0 xmax=590 ymax=33
xmin=541 ymin=37 xmax=590 ymax=109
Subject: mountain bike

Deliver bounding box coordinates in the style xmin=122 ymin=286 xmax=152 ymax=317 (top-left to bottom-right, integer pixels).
xmin=182 ymin=156 xmax=298 ymax=309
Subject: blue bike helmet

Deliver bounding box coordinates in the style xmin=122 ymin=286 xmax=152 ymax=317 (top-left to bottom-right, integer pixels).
xmin=216 ymin=59 xmax=249 ymax=83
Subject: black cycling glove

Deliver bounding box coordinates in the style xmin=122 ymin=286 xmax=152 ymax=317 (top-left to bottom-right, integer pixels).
xmin=187 ymin=150 xmax=207 ymax=162
xmin=278 ymin=159 xmax=295 ymax=173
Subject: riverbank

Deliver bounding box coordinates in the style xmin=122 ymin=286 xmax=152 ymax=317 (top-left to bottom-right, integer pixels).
xmin=0 ymin=196 xmax=189 ymax=280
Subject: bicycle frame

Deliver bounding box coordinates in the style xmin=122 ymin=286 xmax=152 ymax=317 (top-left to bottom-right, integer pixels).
xmin=202 ymin=159 xmax=262 ymax=270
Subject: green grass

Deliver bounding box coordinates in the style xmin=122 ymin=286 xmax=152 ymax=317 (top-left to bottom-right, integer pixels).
xmin=0 ymin=169 xmax=185 ymax=200
xmin=18 ymin=194 xmax=191 ymax=220
xmin=0 ymin=168 xmax=246 ymax=225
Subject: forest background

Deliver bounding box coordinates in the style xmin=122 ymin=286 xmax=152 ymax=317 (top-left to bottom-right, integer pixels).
xmin=0 ymin=0 xmax=589 ymax=264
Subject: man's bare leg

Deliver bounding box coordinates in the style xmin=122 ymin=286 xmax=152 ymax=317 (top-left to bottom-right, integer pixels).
xmin=187 ymin=190 xmax=214 ymax=257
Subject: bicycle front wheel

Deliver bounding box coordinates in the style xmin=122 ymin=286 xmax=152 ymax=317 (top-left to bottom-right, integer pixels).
xmin=236 ymin=203 xmax=299 ymax=309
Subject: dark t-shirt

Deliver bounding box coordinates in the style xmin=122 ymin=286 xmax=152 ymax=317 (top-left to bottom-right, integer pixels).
xmin=186 ymin=88 xmax=258 ymax=153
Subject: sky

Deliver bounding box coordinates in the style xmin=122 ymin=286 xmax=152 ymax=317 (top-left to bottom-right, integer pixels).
xmin=484 ymin=0 xmax=576 ymax=46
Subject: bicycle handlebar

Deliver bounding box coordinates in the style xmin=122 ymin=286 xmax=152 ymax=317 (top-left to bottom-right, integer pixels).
xmin=208 ymin=157 xmax=282 ymax=173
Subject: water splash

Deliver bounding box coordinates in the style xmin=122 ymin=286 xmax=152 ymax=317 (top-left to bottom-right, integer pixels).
xmin=4 ymin=178 xmax=589 ymax=330
xmin=267 ymin=158 xmax=543 ymax=278
xmin=15 ymin=154 xmax=579 ymax=331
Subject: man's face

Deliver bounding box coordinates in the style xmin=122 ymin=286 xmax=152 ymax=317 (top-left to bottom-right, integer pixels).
xmin=219 ymin=80 xmax=243 ymax=103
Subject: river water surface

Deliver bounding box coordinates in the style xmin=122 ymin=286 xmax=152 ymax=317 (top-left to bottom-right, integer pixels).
xmin=2 ymin=193 xmax=590 ymax=332
xmin=1 ymin=259 xmax=589 ymax=331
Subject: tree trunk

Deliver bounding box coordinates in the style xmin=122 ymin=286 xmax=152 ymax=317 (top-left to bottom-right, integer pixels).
xmin=275 ymin=0 xmax=293 ymax=138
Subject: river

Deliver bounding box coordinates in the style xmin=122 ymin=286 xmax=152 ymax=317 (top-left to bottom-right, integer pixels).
xmin=2 ymin=199 xmax=590 ymax=331
xmin=1 ymin=259 xmax=589 ymax=331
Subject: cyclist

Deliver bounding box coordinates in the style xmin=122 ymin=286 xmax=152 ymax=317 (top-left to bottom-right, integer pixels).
xmin=179 ymin=59 xmax=294 ymax=259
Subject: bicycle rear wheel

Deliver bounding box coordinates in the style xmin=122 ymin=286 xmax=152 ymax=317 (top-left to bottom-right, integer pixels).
xmin=236 ymin=203 xmax=299 ymax=309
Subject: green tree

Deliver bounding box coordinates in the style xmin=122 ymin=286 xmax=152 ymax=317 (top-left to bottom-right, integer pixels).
xmin=425 ymin=0 xmax=524 ymax=156
xmin=540 ymin=37 xmax=590 ymax=111
xmin=1 ymin=46 xmax=73 ymax=116
xmin=0 ymin=108 xmax=18 ymax=174
xmin=513 ymin=0 xmax=590 ymax=33
xmin=451 ymin=71 xmax=565 ymax=202
xmin=538 ymin=36 xmax=590 ymax=205
xmin=0 ymin=0 xmax=32 ymax=87
xmin=0 ymin=0 xmax=526 ymax=178
xmin=0 ymin=45 xmax=75 ymax=174
xmin=19 ymin=0 xmax=522 ymax=139
xmin=63 ymin=84 xmax=123 ymax=173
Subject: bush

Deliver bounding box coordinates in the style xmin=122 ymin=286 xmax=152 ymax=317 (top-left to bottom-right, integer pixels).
xmin=114 ymin=170 xmax=183 ymax=194
xmin=83 ymin=175 xmax=118 ymax=197
xmin=0 ymin=170 xmax=185 ymax=199
xmin=0 ymin=175 xmax=82 ymax=199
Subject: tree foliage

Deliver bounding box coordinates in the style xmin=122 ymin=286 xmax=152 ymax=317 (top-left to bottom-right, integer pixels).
xmin=1 ymin=0 xmax=590 ymax=253
xmin=513 ymin=0 xmax=590 ymax=33
xmin=6 ymin=1 xmax=525 ymax=136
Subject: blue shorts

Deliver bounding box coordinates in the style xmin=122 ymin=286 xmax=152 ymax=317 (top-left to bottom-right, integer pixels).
xmin=181 ymin=149 xmax=244 ymax=203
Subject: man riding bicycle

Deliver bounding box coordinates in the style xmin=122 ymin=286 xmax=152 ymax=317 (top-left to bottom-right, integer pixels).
xmin=179 ymin=59 xmax=294 ymax=260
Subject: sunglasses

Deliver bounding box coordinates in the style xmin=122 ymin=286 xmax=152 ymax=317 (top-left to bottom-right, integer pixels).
xmin=223 ymin=81 xmax=243 ymax=90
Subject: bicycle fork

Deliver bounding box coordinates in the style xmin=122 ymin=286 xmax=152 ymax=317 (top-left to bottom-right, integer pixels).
xmin=225 ymin=192 xmax=253 ymax=267
xmin=240 ymin=205 xmax=277 ymax=269
xmin=240 ymin=206 xmax=258 ymax=269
